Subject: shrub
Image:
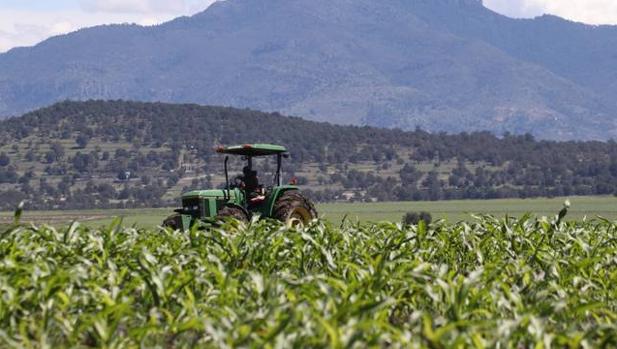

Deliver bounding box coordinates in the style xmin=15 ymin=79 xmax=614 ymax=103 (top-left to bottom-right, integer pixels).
xmin=0 ymin=152 xmax=10 ymax=167
xmin=403 ymin=211 xmax=432 ymax=225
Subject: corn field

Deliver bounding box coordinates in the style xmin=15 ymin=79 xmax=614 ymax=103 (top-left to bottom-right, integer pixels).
xmin=1 ymin=206 xmax=616 ymax=348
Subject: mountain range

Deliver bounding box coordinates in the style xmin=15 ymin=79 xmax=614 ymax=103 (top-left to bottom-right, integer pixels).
xmin=1 ymin=0 xmax=617 ymax=140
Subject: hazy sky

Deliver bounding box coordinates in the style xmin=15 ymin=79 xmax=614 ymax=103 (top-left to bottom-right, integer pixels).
xmin=1 ymin=0 xmax=617 ymax=53
xmin=484 ymin=0 xmax=617 ymax=23
xmin=0 ymin=0 xmax=217 ymax=53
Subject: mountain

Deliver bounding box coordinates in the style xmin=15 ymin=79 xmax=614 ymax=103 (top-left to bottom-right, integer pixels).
xmin=1 ymin=0 xmax=617 ymax=139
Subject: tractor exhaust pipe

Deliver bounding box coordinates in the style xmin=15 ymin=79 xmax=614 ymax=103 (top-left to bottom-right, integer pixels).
xmin=224 ymin=156 xmax=230 ymax=200
xmin=276 ymin=154 xmax=282 ymax=186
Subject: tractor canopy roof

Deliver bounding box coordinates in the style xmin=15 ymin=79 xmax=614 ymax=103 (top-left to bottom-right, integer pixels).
xmin=182 ymin=189 xmax=238 ymax=199
xmin=216 ymin=144 xmax=287 ymax=156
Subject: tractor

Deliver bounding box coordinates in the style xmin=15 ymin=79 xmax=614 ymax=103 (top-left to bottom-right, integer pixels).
xmin=163 ymin=144 xmax=317 ymax=230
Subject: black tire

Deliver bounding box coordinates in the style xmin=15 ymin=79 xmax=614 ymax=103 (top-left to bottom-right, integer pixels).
xmin=273 ymin=191 xmax=318 ymax=228
xmin=216 ymin=205 xmax=250 ymax=223
xmin=163 ymin=213 xmax=181 ymax=230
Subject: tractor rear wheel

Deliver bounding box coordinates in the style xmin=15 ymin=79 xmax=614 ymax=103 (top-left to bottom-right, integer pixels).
xmin=216 ymin=205 xmax=250 ymax=223
xmin=273 ymin=191 xmax=318 ymax=228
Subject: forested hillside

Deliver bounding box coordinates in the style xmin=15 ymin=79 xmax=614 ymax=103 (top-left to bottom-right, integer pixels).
xmin=1 ymin=100 xmax=617 ymax=210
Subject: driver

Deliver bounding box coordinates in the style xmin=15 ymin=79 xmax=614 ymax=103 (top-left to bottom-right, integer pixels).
xmin=242 ymin=166 xmax=259 ymax=193
xmin=241 ymin=166 xmax=266 ymax=203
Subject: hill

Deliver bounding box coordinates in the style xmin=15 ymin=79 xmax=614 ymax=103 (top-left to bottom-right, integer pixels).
xmin=1 ymin=0 xmax=617 ymax=139
xmin=1 ymin=100 xmax=617 ymax=210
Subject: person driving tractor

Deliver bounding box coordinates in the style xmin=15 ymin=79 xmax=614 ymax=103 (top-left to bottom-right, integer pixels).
xmin=240 ymin=166 xmax=266 ymax=203
xmin=241 ymin=166 xmax=259 ymax=192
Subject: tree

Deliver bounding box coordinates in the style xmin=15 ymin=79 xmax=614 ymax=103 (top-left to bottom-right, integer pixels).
xmin=51 ymin=143 xmax=65 ymax=159
xmin=76 ymin=134 xmax=90 ymax=149
xmin=45 ymin=151 xmax=57 ymax=164
xmin=72 ymin=152 xmax=96 ymax=173
xmin=399 ymin=164 xmax=420 ymax=185
xmin=423 ymin=171 xmax=442 ymax=201
xmin=0 ymin=152 xmax=10 ymax=167
xmin=25 ymin=150 xmax=36 ymax=162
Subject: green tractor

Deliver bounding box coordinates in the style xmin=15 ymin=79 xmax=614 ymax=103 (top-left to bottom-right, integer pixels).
xmin=163 ymin=144 xmax=318 ymax=230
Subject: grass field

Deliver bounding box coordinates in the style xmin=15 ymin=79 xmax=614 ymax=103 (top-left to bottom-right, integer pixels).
xmin=322 ymin=196 xmax=617 ymax=222
xmin=1 ymin=196 xmax=616 ymax=228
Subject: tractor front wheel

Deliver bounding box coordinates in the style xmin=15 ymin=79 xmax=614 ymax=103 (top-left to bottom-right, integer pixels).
xmin=216 ymin=205 xmax=250 ymax=223
xmin=273 ymin=191 xmax=318 ymax=228
xmin=163 ymin=214 xmax=182 ymax=230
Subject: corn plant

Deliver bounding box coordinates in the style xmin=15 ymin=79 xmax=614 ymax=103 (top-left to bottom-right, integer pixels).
xmin=0 ymin=206 xmax=616 ymax=348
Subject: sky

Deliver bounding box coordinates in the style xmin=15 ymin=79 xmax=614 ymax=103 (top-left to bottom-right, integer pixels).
xmin=484 ymin=0 xmax=617 ymax=24
xmin=1 ymin=0 xmax=617 ymax=53
xmin=0 ymin=0 xmax=217 ymax=53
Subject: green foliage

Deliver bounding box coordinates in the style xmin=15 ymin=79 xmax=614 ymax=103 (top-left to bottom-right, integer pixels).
xmin=403 ymin=211 xmax=433 ymax=225
xmin=1 ymin=212 xmax=616 ymax=347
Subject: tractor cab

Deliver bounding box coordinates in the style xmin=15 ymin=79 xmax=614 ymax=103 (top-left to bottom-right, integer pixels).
xmin=164 ymin=144 xmax=317 ymax=230
xmin=218 ymin=143 xmax=289 ymax=201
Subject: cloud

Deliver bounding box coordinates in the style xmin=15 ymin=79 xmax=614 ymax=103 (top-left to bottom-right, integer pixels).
xmin=483 ymin=0 xmax=545 ymax=18
xmin=484 ymin=0 xmax=617 ymax=25
xmin=0 ymin=9 xmax=171 ymax=53
xmin=0 ymin=13 xmax=59 ymax=52
xmin=79 ymin=0 xmax=188 ymax=14
xmin=49 ymin=21 xmax=76 ymax=35
xmin=536 ymin=0 xmax=617 ymax=24
xmin=0 ymin=1 xmax=218 ymax=53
